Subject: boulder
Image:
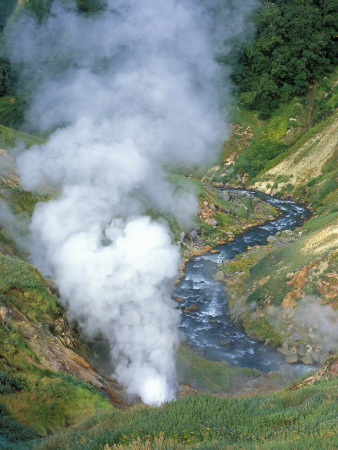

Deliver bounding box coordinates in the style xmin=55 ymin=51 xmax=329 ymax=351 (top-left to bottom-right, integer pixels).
xmin=218 ymin=191 xmax=230 ymax=202
xmin=301 ymin=355 xmax=314 ymax=365
xmin=213 ymin=271 xmax=225 ymax=281
xmin=310 ymin=350 xmax=321 ymax=363
xmin=286 ymin=355 xmax=299 ymax=364
xmin=210 ymin=249 xmax=221 ymax=254
xmin=291 ymin=333 xmax=302 ymax=341
xmin=206 ymin=219 xmax=218 ymax=227
xmin=0 ymin=306 xmax=9 ymax=321
xmin=190 ymin=230 xmax=198 ymax=240
xmin=176 ymin=297 xmax=185 ymax=304
xmin=184 ymin=304 xmax=199 ymax=313
xmin=267 ymin=235 xmax=277 ymax=243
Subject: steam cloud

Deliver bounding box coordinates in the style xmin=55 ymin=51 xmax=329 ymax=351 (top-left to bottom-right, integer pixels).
xmin=294 ymin=296 xmax=338 ymax=354
xmin=6 ymin=0 xmax=255 ymax=404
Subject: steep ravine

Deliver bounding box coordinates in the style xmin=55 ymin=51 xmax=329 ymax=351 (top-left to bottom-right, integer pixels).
xmin=175 ymin=190 xmax=315 ymax=380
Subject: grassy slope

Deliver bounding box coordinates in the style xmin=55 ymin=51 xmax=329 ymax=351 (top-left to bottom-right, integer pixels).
xmin=30 ymin=375 xmax=337 ymax=449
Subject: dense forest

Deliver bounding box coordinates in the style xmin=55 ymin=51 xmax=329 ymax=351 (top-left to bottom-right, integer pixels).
xmin=232 ymin=0 xmax=337 ymax=118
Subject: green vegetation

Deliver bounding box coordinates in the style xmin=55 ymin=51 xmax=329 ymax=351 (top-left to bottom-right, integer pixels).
xmin=30 ymin=377 xmax=337 ymax=448
xmin=231 ymin=0 xmax=337 ymax=118
xmin=0 ymin=124 xmax=45 ymax=148
xmin=177 ymin=346 xmax=258 ymax=393
xmin=0 ymin=402 xmax=36 ymax=449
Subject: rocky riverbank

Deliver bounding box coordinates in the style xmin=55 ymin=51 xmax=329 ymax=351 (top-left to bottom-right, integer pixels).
xmin=177 ymin=186 xmax=279 ymax=263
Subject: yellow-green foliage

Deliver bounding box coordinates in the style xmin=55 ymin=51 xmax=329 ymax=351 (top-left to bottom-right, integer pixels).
xmin=32 ymin=377 xmax=337 ymax=449
xmin=242 ymin=314 xmax=283 ymax=347
xmin=0 ymin=254 xmax=59 ymax=321
xmin=0 ymin=321 xmax=38 ymax=370
xmin=176 ymin=345 xmax=258 ymax=393
xmin=0 ymin=371 xmax=112 ymax=436
xmin=0 ymin=124 xmax=44 ymax=148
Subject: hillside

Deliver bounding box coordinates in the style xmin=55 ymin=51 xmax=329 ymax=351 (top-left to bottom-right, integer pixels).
xmin=202 ymin=71 xmax=338 ymax=369
xmin=0 ymin=0 xmax=337 ymax=449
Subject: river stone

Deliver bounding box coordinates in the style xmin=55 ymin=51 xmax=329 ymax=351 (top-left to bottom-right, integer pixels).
xmin=206 ymin=219 xmax=218 ymax=226
xmin=176 ymin=297 xmax=185 ymax=304
xmin=291 ymin=333 xmax=302 ymax=341
xmin=267 ymin=235 xmax=277 ymax=243
xmin=219 ymin=191 xmax=230 ymax=201
xmin=310 ymin=350 xmax=321 ymax=363
xmin=301 ymin=355 xmax=314 ymax=365
xmin=220 ymin=340 xmax=231 ymax=347
xmin=210 ymin=249 xmax=221 ymax=254
xmin=286 ymin=355 xmax=299 ymax=364
xmin=184 ymin=304 xmax=199 ymax=313
xmin=213 ymin=271 xmax=225 ymax=281
xmin=190 ymin=230 xmax=198 ymax=240
xmin=298 ymin=344 xmax=306 ymax=355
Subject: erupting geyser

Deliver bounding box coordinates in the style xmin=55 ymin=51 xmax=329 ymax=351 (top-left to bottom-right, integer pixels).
xmin=6 ymin=0 xmax=255 ymax=404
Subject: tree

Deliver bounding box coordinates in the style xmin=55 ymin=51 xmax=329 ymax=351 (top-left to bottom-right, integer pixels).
xmin=232 ymin=0 xmax=338 ymax=116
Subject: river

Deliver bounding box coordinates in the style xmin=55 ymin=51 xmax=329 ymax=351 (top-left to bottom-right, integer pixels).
xmin=174 ymin=189 xmax=313 ymax=375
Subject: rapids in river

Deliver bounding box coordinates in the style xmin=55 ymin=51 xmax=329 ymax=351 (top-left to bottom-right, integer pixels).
xmin=175 ymin=189 xmax=313 ymax=376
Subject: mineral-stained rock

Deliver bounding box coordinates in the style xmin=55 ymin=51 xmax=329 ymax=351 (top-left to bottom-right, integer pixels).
xmin=184 ymin=304 xmax=199 ymax=313
xmin=176 ymin=297 xmax=185 ymax=304
xmin=210 ymin=249 xmax=221 ymax=254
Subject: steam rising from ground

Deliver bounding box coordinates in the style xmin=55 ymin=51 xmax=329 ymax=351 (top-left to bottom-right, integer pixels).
xmin=6 ymin=0 xmax=255 ymax=404
xmin=294 ymin=297 xmax=338 ymax=353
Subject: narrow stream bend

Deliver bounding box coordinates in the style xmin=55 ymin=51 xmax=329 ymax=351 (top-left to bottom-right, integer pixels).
xmin=174 ymin=189 xmax=312 ymax=374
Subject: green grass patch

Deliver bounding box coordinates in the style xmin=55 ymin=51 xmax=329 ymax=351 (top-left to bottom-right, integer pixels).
xmin=31 ymin=377 xmax=337 ymax=449
xmin=0 ymin=373 xmax=112 ymax=436
xmin=177 ymin=346 xmax=258 ymax=393
xmin=0 ymin=254 xmax=59 ymax=321
xmin=0 ymin=124 xmax=45 ymax=148
xmin=242 ymin=314 xmax=283 ymax=347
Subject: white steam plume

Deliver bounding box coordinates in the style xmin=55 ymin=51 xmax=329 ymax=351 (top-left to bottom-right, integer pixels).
xmin=6 ymin=0 xmax=256 ymax=404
